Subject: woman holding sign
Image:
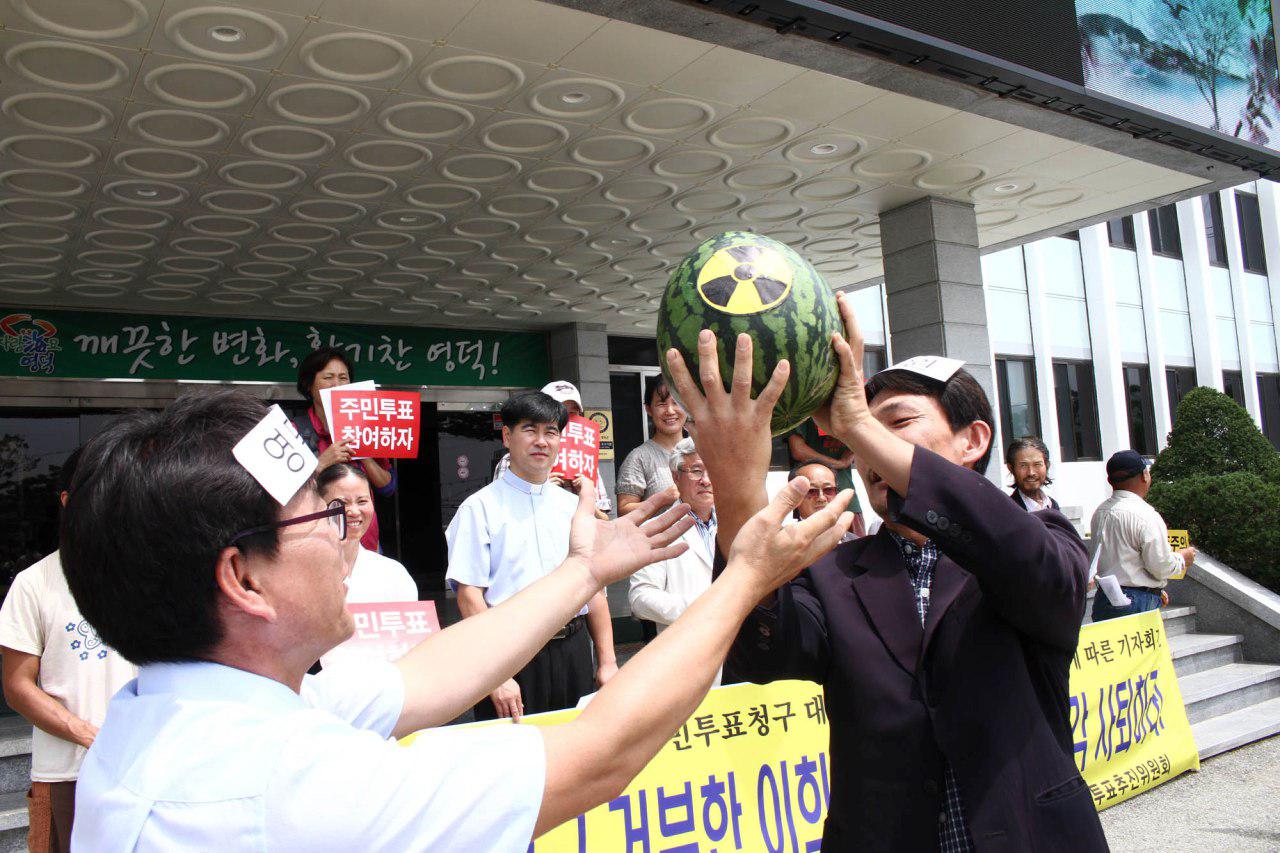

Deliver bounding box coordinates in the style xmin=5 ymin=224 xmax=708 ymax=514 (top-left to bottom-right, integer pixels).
xmin=293 ymin=347 xmax=396 ymax=551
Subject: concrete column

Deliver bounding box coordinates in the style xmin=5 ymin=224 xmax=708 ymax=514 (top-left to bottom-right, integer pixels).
xmin=1175 ymin=198 xmax=1226 ymax=390
xmin=1078 ymin=224 xmax=1131 ymax=457
xmin=1219 ymin=187 xmax=1265 ymax=427
xmin=1021 ymin=242 xmax=1063 ymax=464
xmin=880 ymin=197 xmax=994 ymax=405
xmin=1254 ymin=181 xmax=1280 ymax=371
xmin=1132 ymin=214 xmax=1173 ymax=448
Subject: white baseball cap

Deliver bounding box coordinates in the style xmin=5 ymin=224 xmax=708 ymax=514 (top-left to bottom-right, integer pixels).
xmin=540 ymin=380 xmax=583 ymax=410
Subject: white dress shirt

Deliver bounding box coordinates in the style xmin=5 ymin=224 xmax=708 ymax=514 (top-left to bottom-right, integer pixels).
xmin=345 ymin=547 xmax=418 ymax=603
xmin=1088 ymin=489 xmax=1183 ymax=590
xmin=445 ymin=468 xmax=585 ymax=614
xmin=73 ymin=660 xmax=545 ymax=852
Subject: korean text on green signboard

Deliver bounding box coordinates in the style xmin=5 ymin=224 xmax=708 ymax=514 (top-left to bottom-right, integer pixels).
xmin=0 ymin=309 xmax=549 ymax=388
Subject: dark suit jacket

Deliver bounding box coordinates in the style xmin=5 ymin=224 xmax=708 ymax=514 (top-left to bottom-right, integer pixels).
xmin=727 ymin=448 xmax=1108 ymax=852
xmin=1011 ymin=488 xmax=1061 ymax=512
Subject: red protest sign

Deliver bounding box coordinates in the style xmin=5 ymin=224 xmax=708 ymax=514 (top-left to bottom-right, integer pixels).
xmin=331 ymin=390 xmax=420 ymax=458
xmin=345 ymin=601 xmax=440 ymax=663
xmin=552 ymin=414 xmax=600 ymax=483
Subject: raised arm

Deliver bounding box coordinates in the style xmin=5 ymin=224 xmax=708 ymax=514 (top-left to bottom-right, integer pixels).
xmin=392 ymin=488 xmax=692 ymax=737
xmin=535 ymin=479 xmax=854 ymax=836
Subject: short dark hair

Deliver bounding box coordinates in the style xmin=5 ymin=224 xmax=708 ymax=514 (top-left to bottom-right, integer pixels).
xmin=790 ymin=461 xmax=836 ymax=481
xmin=316 ymin=461 xmax=367 ymax=494
xmin=501 ymin=390 xmax=568 ymax=431
xmin=644 ymin=375 xmax=673 ymax=406
xmin=296 ymin=347 xmax=355 ymax=404
xmin=1005 ymin=436 xmax=1054 ymax=485
xmin=865 ymin=367 xmax=995 ymax=474
xmin=60 ymin=390 xmax=289 ymax=665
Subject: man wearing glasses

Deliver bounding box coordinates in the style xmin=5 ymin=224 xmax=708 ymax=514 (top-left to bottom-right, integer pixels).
xmin=790 ymin=462 xmax=858 ymax=540
xmin=628 ymin=439 xmax=718 ymax=654
xmin=63 ymin=389 xmax=857 ymax=851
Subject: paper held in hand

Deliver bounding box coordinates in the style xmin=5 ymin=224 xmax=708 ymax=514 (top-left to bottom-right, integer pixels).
xmin=232 ymin=404 xmax=318 ymax=506
xmin=319 ymin=379 xmax=377 ymax=436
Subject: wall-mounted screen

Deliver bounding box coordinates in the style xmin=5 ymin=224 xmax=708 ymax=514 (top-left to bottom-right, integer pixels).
xmin=1078 ymin=0 xmax=1280 ymax=151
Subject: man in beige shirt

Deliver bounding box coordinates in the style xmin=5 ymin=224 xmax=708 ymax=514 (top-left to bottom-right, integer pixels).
xmin=1089 ymin=450 xmax=1196 ymax=622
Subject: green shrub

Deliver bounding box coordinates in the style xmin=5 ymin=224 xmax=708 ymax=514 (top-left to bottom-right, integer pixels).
xmin=1150 ymin=387 xmax=1280 ymax=483
xmin=1148 ymin=472 xmax=1280 ymax=591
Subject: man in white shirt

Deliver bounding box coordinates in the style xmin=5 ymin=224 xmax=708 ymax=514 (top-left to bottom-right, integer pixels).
xmin=629 ymin=438 xmax=716 ymax=635
xmin=0 ymin=449 xmax=136 ymax=853
xmin=493 ymin=380 xmax=611 ymax=520
xmin=449 ymin=390 xmax=617 ymax=721
xmin=61 ymin=388 xmax=854 ymax=852
xmin=1089 ymin=450 xmax=1196 ymax=621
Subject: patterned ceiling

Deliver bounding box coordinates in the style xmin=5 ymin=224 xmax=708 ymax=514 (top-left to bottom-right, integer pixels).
xmin=0 ymin=0 xmax=1210 ymax=333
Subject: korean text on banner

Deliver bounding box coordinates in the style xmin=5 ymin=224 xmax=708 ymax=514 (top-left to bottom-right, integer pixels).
xmin=1070 ymin=609 xmax=1200 ymax=810
xmin=330 ymin=390 xmax=421 ymax=459
xmin=1167 ymin=530 xmax=1191 ymax=580
xmin=405 ymin=681 xmax=832 ymax=852
xmin=345 ymin=602 xmax=440 ymax=663
xmin=552 ymin=415 xmax=601 ymax=483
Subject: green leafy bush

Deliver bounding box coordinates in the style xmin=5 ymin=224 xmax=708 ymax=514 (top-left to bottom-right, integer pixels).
xmin=1148 ymin=387 xmax=1280 ymax=592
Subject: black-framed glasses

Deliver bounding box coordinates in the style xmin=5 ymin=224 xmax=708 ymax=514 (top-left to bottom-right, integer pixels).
xmin=805 ymin=486 xmax=838 ymax=500
xmin=228 ymin=499 xmax=347 ymax=547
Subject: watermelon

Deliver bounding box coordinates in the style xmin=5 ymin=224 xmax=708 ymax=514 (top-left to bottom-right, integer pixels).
xmin=657 ymin=231 xmax=842 ymax=436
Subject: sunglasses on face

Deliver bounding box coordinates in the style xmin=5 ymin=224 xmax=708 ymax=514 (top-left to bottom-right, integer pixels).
xmin=805 ymin=486 xmax=838 ymax=500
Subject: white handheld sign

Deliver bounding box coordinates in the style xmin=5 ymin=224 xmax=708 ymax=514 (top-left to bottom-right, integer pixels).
xmin=232 ymin=405 xmax=318 ymax=506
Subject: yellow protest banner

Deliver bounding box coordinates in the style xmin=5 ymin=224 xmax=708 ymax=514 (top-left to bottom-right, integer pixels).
xmin=405 ymin=613 xmax=1199 ymax=845
xmin=1070 ymin=609 xmax=1200 ymax=809
xmin=1167 ymin=530 xmax=1190 ymax=579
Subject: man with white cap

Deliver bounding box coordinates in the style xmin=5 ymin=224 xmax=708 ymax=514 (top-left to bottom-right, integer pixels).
xmin=494 ymin=380 xmax=611 ymax=520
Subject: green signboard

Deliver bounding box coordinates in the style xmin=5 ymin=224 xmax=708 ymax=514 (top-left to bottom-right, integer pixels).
xmin=0 ymin=307 xmax=549 ymax=388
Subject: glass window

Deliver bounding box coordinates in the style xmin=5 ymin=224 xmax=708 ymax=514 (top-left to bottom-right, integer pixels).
xmin=1107 ymin=216 xmax=1135 ymax=249
xmin=1223 ymin=370 xmax=1247 ymax=408
xmin=1053 ymin=361 xmax=1102 ymax=461
xmin=1259 ymin=373 xmax=1280 ymax=450
xmin=1059 ymin=230 xmax=1080 ymax=241
xmin=996 ymin=357 xmax=1041 ymax=444
xmin=1165 ymin=366 xmax=1198 ymax=425
xmin=1203 ymin=194 xmax=1228 ymax=267
xmin=1147 ymin=205 xmax=1182 ymax=258
xmin=863 ymin=345 xmax=887 ymax=377
xmin=607 ymin=336 xmax=659 ymax=367
xmin=1235 ymin=192 xmax=1267 ymax=275
xmin=1123 ymin=365 xmax=1158 ymax=456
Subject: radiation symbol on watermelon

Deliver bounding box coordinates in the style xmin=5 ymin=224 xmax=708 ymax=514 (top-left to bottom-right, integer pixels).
xmin=695 ymin=243 xmax=793 ymax=316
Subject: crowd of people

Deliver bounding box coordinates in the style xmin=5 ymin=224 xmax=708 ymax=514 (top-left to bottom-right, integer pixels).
xmin=0 ymin=294 xmax=1206 ymax=850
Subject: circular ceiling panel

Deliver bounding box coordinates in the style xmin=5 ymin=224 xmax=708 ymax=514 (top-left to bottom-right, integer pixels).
xmin=170 ymin=236 xmax=239 ymax=256
xmin=0 ymin=169 xmax=88 ymax=198
xmin=440 ymin=153 xmax=522 ymax=184
xmin=104 ymin=179 xmax=187 ymax=206
xmin=628 ymin=212 xmax=694 ymax=233
xmin=77 ymin=249 xmax=145 ymax=268
xmin=218 ymin=159 xmax=306 ymax=190
xmin=242 ymin=125 xmax=335 ymax=161
xmin=1021 ymin=187 xmax=1086 ymax=209
xmin=968 ymin=176 xmax=1037 ymax=202
xmin=0 ymin=262 xmax=55 ymax=279
xmin=589 ymin=234 xmax=649 ymax=253
xmin=185 ymin=214 xmax=258 ymax=237
xmin=67 ymin=282 xmax=127 ymax=298
xmin=138 ymin=288 xmax=197 ymax=303
xmin=300 ymin=32 xmax=412 ymax=83
xmin=269 ymin=222 xmax=339 ymax=244
xmin=560 ymin=204 xmax=627 ymax=227
xmin=349 ymin=230 xmax=414 ymax=250
xmin=423 ymin=237 xmax=484 ymax=256
xmin=373 ymin=271 xmax=428 ymax=287
xmin=915 ymin=163 xmax=989 ymax=191
xmin=453 ymin=217 xmax=519 ymax=239
xmin=797 ymin=211 xmax=863 ymax=232
xmin=251 ymin=243 xmax=316 ymax=263
xmin=289 ymin=199 xmax=366 ymax=223
xmin=0 ymin=244 xmax=62 ymax=262
xmin=487 ymin=193 xmax=557 ymax=218
xmin=378 ymin=100 xmax=473 ymax=141
xmin=201 ymin=189 xmax=280 ymax=215
xmin=3 ymin=92 xmax=113 ymax=134
xmin=305 ymin=266 xmax=360 ymax=282
xmin=421 ymin=55 xmax=524 ymax=103
xmin=707 ymin=116 xmax=794 ymax=150
xmin=6 ymin=40 xmax=130 ymax=92
xmin=218 ymin=277 xmax=275 ymax=292
xmin=526 ymin=224 xmax=588 ymax=245
xmin=603 ymin=178 xmax=677 ymax=205
xmin=623 ymin=97 xmax=715 ymax=137
xmin=128 ymin=109 xmax=229 ymax=148
xmin=674 ymin=190 xmax=741 ymax=215
xmin=527 ymin=77 xmax=624 ymax=121
xmin=0 ymin=134 xmax=99 ymax=169
xmin=804 ymin=237 xmax=860 ymax=255
xmin=268 ymin=82 xmax=371 ymax=126
xmin=315 ymin=171 xmax=396 ymax=200
xmin=143 ymin=62 xmax=256 ymax=110
xmin=344 ymin=139 xmax=431 ymax=173
xmin=723 ymin=164 xmax=800 ymax=193
xmin=71 ymin=267 xmax=133 ymax=283
xmin=791 ymin=176 xmax=862 ymax=203
xmin=570 ymin=134 xmax=654 ymax=169
xmin=525 ymin=166 xmax=603 ymax=195
xmin=114 ymin=147 xmax=207 ymax=180
xmin=158 ymin=255 xmax=222 ymax=273
xmin=164 ymin=7 xmax=288 ymax=63
xmin=208 ymin=292 xmax=260 ymax=305
xmin=235 ymin=261 xmax=294 ymax=278
xmin=404 ymin=182 xmax=481 ymax=209
xmin=976 ymin=208 xmax=1019 ymax=227
xmin=396 ymin=255 xmax=455 ymax=273
xmin=739 ymin=201 xmax=804 ymax=223
xmin=482 ymin=118 xmax=569 ymax=156
xmin=852 ymin=148 xmax=933 ymax=179
xmin=651 ymin=149 xmax=731 ymax=180
xmin=490 ymin=244 xmax=551 ymax=263
xmin=374 ymin=209 xmax=446 ymax=231
xmin=0 ymin=279 xmax=52 ymax=295
xmin=147 ymin=272 xmax=207 ymax=288
xmin=782 ymin=133 xmax=865 ymax=167
xmin=10 ymin=0 xmax=149 ymax=41
xmin=93 ymin=206 xmax=171 ymax=229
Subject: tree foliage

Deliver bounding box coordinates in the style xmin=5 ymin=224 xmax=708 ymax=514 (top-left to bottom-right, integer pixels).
xmin=1150 ymin=387 xmax=1280 ymax=483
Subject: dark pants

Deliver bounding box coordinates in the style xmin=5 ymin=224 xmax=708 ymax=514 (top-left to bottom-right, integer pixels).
xmin=1090 ymin=586 xmax=1163 ymax=622
xmin=474 ymin=622 xmax=594 ymax=720
xmin=28 ymin=780 xmax=75 ymax=853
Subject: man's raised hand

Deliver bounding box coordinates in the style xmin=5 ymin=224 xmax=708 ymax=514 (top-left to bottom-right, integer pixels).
xmin=566 ymin=481 xmax=693 ymax=588
xmin=813 ymin=291 xmax=873 ymax=445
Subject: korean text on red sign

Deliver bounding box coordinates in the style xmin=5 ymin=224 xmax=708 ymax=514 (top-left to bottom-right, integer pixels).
xmin=552 ymin=414 xmax=601 ymax=483
xmin=330 ymin=390 xmax=421 ymax=458
xmin=345 ymin=602 xmax=441 ymax=663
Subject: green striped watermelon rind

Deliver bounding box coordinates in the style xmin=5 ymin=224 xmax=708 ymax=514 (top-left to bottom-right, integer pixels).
xmin=656 ymin=230 xmax=841 ymax=437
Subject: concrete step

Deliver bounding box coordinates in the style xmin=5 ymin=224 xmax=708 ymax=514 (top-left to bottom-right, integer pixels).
xmin=1161 ymin=605 xmax=1196 ymax=636
xmin=1191 ymin=695 xmax=1280 ymax=760
xmin=1169 ymin=632 xmax=1244 ymax=676
xmin=0 ymin=719 xmax=30 ymax=799
xmin=1178 ymin=662 xmax=1280 ymax=724
xmin=0 ymin=790 xmax=24 ymax=853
